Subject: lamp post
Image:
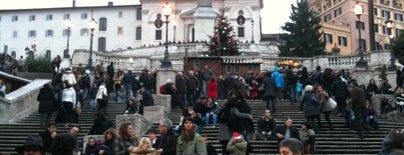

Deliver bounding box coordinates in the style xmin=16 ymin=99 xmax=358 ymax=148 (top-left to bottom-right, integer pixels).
xmin=251 ymin=19 xmax=255 ymax=43
xmin=173 ymin=21 xmax=177 ymax=43
xmin=161 ymin=2 xmax=172 ymax=68
xmin=88 ymin=18 xmax=97 ymax=70
xmin=354 ymin=3 xmax=367 ymax=68
xmin=24 ymin=46 xmax=29 ymax=72
xmin=385 ymin=19 xmax=396 ymax=71
xmin=65 ymin=19 xmax=73 ymax=58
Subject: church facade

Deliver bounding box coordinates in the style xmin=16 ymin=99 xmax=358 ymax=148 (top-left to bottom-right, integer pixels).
xmin=0 ymin=0 xmax=263 ymax=59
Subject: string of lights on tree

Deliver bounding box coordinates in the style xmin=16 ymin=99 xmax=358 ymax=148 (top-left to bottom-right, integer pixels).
xmin=208 ymin=15 xmax=239 ymax=56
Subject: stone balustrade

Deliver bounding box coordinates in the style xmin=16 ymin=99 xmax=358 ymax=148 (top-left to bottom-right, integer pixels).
xmin=0 ymin=79 xmax=50 ymax=123
xmin=71 ymin=44 xmax=396 ymax=74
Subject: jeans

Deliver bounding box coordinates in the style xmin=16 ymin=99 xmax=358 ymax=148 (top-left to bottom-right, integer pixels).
xmin=178 ymin=92 xmax=187 ymax=109
xmin=40 ymin=112 xmax=52 ymax=127
xmin=124 ymin=84 xmax=132 ymax=103
xmin=82 ymin=87 xmax=89 ymax=101
xmin=115 ymin=91 xmax=122 ymax=103
xmin=288 ymin=84 xmax=297 ymax=103
xmin=202 ymin=81 xmax=207 ymax=97
xmin=205 ymin=113 xmax=217 ymax=126
xmin=365 ymin=116 xmax=378 ymax=127
xmin=90 ymin=99 xmax=97 ymax=111
xmin=265 ymin=95 xmax=276 ymax=113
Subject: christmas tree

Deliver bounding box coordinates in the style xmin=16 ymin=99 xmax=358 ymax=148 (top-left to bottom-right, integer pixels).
xmin=208 ymin=16 xmax=239 ymax=56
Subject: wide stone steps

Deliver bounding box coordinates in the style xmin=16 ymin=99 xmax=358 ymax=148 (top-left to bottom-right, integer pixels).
xmin=0 ymin=99 xmax=401 ymax=155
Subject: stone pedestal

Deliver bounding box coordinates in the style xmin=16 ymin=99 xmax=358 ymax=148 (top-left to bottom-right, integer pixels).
xmin=194 ymin=7 xmax=217 ymax=41
xmin=153 ymin=94 xmax=171 ymax=114
xmin=156 ymin=69 xmax=176 ymax=94
xmin=116 ymin=114 xmax=154 ymax=137
xmin=144 ymin=106 xmax=168 ymax=124
xmin=370 ymin=94 xmax=394 ymax=114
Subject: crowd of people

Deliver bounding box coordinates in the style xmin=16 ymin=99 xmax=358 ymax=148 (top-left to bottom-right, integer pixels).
xmin=16 ymin=62 xmax=404 ymax=155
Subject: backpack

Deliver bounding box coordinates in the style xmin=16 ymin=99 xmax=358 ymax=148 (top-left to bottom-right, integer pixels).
xmin=218 ymin=106 xmax=241 ymax=132
xmin=159 ymin=84 xmax=166 ymax=94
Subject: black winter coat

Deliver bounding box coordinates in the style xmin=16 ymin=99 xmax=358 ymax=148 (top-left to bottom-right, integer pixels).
xmin=37 ymin=84 xmax=55 ymax=113
xmin=156 ymin=129 xmax=178 ymax=155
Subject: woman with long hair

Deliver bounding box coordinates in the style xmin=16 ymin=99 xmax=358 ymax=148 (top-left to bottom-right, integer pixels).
xmin=176 ymin=117 xmax=207 ymax=155
xmin=316 ymin=85 xmax=334 ymax=130
xmin=99 ymin=128 xmax=118 ymax=155
xmin=115 ymin=123 xmax=139 ymax=155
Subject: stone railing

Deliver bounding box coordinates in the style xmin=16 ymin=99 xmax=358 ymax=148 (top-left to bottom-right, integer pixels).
xmin=71 ymin=46 xmax=395 ymax=73
xmin=0 ymin=79 xmax=50 ymax=123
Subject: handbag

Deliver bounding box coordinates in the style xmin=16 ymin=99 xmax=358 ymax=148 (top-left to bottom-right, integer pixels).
xmin=328 ymin=98 xmax=337 ymax=109
xmin=75 ymin=101 xmax=82 ymax=115
xmin=296 ymin=82 xmax=303 ymax=93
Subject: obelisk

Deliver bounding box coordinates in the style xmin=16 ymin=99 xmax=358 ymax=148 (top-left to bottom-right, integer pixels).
xmin=194 ymin=0 xmax=216 ymax=42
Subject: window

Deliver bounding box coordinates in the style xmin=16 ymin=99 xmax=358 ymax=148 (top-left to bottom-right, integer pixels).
xmin=382 ymin=26 xmax=392 ymax=34
xmin=136 ymin=27 xmax=142 ymax=40
xmin=80 ymin=28 xmax=88 ymax=36
xmin=193 ymin=60 xmax=201 ymax=68
xmin=382 ymin=10 xmax=391 ymax=19
xmin=360 ymin=39 xmax=366 ymax=50
xmin=12 ymin=31 xmax=17 ymax=38
xmin=396 ymin=29 xmax=404 ymax=36
xmin=238 ymin=27 xmax=245 ymax=37
xmin=374 ymin=24 xmax=379 ymax=33
xmin=45 ymin=29 xmax=54 ymax=37
xmin=136 ymin=8 xmax=142 ymax=20
xmin=99 ymin=18 xmax=107 ymax=31
xmin=375 ymin=42 xmax=383 ymax=50
xmin=63 ymin=29 xmax=69 ymax=36
xmin=338 ymin=36 xmax=347 ymax=46
xmin=323 ymin=14 xmax=332 ymax=22
xmin=11 ymin=51 xmax=16 ymax=58
xmin=374 ymin=8 xmax=378 ymax=16
xmin=155 ymin=30 xmax=162 ymax=40
xmin=334 ymin=7 xmax=342 ymax=17
xmin=117 ymin=27 xmax=123 ymax=35
xmin=81 ymin=13 xmax=88 ymax=19
xmin=28 ymin=30 xmax=36 ymax=37
xmin=356 ymin=21 xmax=365 ymax=30
xmin=12 ymin=16 xmax=18 ymax=22
xmin=324 ymin=33 xmax=333 ymax=44
xmin=46 ymin=14 xmax=53 ymax=21
xmin=45 ymin=50 xmax=51 ymax=59
xmin=395 ymin=13 xmax=403 ymax=21
xmin=98 ymin=37 xmax=106 ymax=52
xmin=119 ymin=12 xmax=123 ymax=18
xmin=29 ymin=15 xmax=35 ymax=21
xmin=226 ymin=66 xmax=232 ymax=73
xmin=234 ymin=66 xmax=240 ymax=73
xmin=63 ymin=14 xmax=70 ymax=20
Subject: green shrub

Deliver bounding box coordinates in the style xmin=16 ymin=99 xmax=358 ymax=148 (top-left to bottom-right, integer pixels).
xmin=26 ymin=56 xmax=53 ymax=73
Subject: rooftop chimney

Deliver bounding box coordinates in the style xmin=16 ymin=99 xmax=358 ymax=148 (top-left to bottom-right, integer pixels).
xmin=72 ymin=0 xmax=76 ymax=7
xmin=108 ymin=1 xmax=113 ymax=7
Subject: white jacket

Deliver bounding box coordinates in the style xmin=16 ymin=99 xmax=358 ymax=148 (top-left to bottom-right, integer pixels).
xmin=62 ymin=72 xmax=76 ymax=85
xmin=62 ymin=87 xmax=76 ymax=109
xmin=96 ymin=85 xmax=107 ymax=100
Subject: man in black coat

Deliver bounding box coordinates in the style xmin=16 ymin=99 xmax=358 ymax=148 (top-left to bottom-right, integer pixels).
xmin=156 ymin=118 xmax=178 ymax=155
xmin=37 ymin=84 xmax=56 ymax=127
xmin=348 ymin=85 xmax=372 ymax=140
xmin=331 ymin=75 xmax=349 ymax=116
xmin=263 ymin=72 xmax=277 ymax=113
xmin=39 ymin=122 xmax=57 ymax=154
xmin=139 ymin=87 xmax=154 ymax=115
xmin=273 ymin=117 xmax=300 ymax=144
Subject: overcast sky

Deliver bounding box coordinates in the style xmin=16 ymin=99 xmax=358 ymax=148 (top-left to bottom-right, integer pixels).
xmin=0 ymin=0 xmax=296 ymax=34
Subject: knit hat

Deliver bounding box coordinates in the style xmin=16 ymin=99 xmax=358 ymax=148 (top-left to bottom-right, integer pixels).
xmin=85 ymin=69 xmax=91 ymax=74
xmin=233 ymin=132 xmax=242 ymax=139
xmin=15 ymin=135 xmax=44 ymax=154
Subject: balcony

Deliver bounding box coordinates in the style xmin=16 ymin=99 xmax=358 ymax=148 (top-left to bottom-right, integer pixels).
xmin=394 ymin=3 xmax=402 ymax=9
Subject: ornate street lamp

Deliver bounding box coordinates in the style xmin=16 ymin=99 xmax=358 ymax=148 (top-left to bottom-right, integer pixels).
xmin=161 ymin=1 xmax=172 ymax=68
xmin=354 ymin=3 xmax=367 ymax=68
xmin=88 ymin=18 xmax=97 ymax=70
xmin=251 ymin=19 xmax=255 ymax=43
xmin=172 ymin=21 xmax=177 ymax=43
xmin=385 ymin=19 xmax=396 ymax=71
xmin=65 ymin=19 xmax=73 ymax=58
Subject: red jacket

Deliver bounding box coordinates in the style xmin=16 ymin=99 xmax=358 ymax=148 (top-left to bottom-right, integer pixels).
xmin=207 ymin=81 xmax=218 ymax=99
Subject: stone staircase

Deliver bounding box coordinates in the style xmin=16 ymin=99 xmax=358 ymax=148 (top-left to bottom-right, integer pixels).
xmin=0 ymin=99 xmax=402 ymax=155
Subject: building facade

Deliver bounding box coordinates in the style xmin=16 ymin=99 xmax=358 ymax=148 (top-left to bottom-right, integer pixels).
xmin=0 ymin=0 xmax=263 ymax=59
xmin=308 ymin=0 xmax=404 ymax=55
